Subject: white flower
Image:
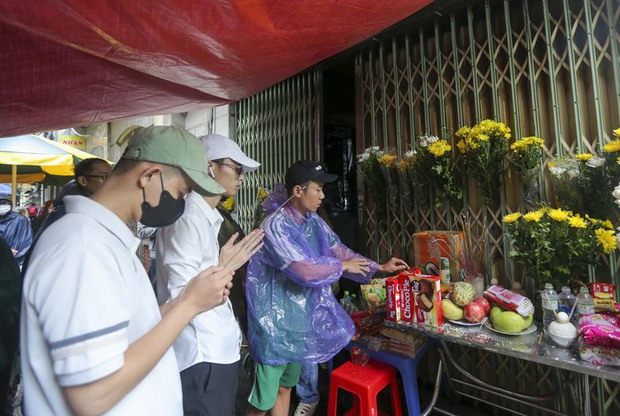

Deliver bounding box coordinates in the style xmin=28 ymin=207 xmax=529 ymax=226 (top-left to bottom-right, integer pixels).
xmin=567 ymin=167 xmax=579 ymax=179
xmin=418 ymin=135 xmax=439 ymax=148
xmin=548 ymin=166 xmax=565 ymax=177
xmin=613 ymin=183 xmax=620 ymax=200
xmin=404 ymin=149 xmax=417 ymax=158
xmin=586 ymin=156 xmax=606 ymax=168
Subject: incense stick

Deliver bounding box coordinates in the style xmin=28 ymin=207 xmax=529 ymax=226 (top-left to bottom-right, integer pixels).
xmin=568 ymin=299 xmax=579 ymax=322
xmin=544 ymin=292 xmax=558 ymax=319
xmin=258 ymin=185 xmax=307 ymax=230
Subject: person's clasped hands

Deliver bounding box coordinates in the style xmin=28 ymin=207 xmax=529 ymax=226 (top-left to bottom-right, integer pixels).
xmin=219 ymin=228 xmax=265 ymax=270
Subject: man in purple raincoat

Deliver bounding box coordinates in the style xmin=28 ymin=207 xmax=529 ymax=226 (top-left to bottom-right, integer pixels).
xmin=245 ymin=160 xmax=408 ymax=416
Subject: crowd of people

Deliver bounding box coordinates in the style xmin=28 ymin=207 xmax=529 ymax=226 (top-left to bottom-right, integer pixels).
xmin=2 ymin=126 xmax=408 ymax=416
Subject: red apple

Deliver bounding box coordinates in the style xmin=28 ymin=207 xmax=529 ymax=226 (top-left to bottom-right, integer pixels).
xmin=473 ymin=297 xmax=491 ymax=315
xmin=463 ymin=301 xmax=487 ymax=323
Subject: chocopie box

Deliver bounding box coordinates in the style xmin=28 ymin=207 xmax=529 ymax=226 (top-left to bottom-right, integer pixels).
xmin=399 ymin=273 xmax=414 ymax=323
xmin=385 ymin=276 xmax=402 ymax=322
xmin=411 ymin=273 xmax=443 ymax=327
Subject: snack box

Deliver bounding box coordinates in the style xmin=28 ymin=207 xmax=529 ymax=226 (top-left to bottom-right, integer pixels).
xmin=399 ymin=273 xmax=414 ymax=323
xmin=385 ymin=276 xmax=402 ymax=322
xmin=409 ymin=272 xmax=443 ymax=327
xmin=412 ymin=231 xmax=464 ymax=282
xmin=483 ymin=285 xmax=535 ymax=317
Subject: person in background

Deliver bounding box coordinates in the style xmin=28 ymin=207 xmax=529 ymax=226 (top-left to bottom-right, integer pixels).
xmin=20 ymin=126 xmax=237 ymax=415
xmin=156 ymin=132 xmax=262 ymax=416
xmin=136 ymin=222 xmax=158 ymax=292
xmin=30 ymin=199 xmax=54 ymax=236
xmin=32 ymin=158 xmax=112 ymax=242
xmin=53 ymin=157 xmax=112 ymax=207
xmin=0 ymin=194 xmax=32 ymax=267
xmin=245 ymin=160 xmax=408 ymax=416
xmin=27 ymin=202 xmax=38 ymax=221
xmin=0 ymin=236 xmax=21 ymax=414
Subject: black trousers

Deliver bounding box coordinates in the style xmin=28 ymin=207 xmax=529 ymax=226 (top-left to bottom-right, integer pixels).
xmin=180 ymin=361 xmax=239 ymax=416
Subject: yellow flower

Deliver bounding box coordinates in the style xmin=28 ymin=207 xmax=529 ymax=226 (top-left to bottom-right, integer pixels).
xmin=257 ymin=188 xmax=269 ymax=203
xmin=220 ymin=196 xmax=234 ymax=211
xmin=575 ymin=153 xmax=594 ymax=161
xmin=511 ymin=136 xmax=544 ymax=152
xmin=568 ymin=216 xmax=587 ymax=229
xmin=523 ymin=211 xmax=544 ymax=222
xmin=602 ymin=219 xmax=614 ymax=230
xmin=455 ymin=126 xmax=471 ymax=139
xmin=603 ymin=139 xmax=620 ymax=153
xmin=377 ymin=154 xmax=397 ymax=166
xmin=614 ymin=128 xmax=620 ymax=137
xmin=457 ymin=139 xmax=466 ymax=153
xmin=428 ymin=140 xmax=451 ymax=157
xmin=548 ymin=208 xmax=569 ymax=222
xmin=503 ymin=212 xmax=522 ymax=223
xmin=603 ymin=140 xmax=620 ymax=153
xmin=595 ymin=228 xmax=617 ymax=254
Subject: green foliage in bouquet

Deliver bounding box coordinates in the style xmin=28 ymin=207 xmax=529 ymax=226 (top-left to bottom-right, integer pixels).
xmin=510 ymin=136 xmax=544 ymax=208
xmin=357 ymin=146 xmax=388 ymax=224
xmin=457 ymin=120 xmax=511 ymax=209
xmin=503 ymin=208 xmax=617 ymax=290
xmin=411 ymin=135 xmax=462 ymax=208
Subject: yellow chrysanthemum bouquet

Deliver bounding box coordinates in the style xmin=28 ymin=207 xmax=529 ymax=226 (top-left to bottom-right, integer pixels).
xmin=457 ymin=120 xmax=511 ymax=208
xmin=503 ymin=207 xmax=617 ymax=291
xmin=510 ymin=136 xmax=544 ymax=208
xmin=411 ymin=135 xmax=462 ymax=208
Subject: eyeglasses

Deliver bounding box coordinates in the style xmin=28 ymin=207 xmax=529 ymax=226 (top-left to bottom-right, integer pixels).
xmin=84 ymin=174 xmax=109 ymax=181
xmin=216 ymin=162 xmax=244 ymax=178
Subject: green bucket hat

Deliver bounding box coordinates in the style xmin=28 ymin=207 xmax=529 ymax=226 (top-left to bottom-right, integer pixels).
xmin=122 ymin=126 xmax=224 ymax=196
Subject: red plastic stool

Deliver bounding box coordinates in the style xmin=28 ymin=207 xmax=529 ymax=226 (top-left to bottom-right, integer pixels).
xmin=328 ymin=359 xmax=403 ymax=416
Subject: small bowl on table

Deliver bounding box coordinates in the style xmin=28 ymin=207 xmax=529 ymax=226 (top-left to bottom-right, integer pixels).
xmin=549 ymin=333 xmax=577 ymax=348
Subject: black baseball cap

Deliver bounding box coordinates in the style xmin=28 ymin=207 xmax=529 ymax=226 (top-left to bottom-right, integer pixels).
xmin=285 ymin=160 xmax=338 ymax=189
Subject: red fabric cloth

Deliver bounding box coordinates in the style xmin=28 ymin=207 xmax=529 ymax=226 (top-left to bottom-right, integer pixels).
xmin=0 ymin=1 xmax=432 ymax=136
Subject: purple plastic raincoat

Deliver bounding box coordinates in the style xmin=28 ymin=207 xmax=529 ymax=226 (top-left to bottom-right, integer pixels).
xmin=246 ymin=203 xmax=378 ymax=365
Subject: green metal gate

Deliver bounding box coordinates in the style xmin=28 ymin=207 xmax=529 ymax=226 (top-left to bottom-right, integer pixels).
xmin=356 ymin=0 xmax=620 ymax=414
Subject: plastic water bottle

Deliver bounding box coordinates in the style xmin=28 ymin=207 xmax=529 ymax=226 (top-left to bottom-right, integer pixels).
xmin=558 ymin=286 xmax=576 ymax=318
xmin=576 ymin=286 xmax=595 ymax=323
xmin=339 ymin=291 xmax=358 ymax=315
xmin=541 ymin=283 xmax=558 ymax=332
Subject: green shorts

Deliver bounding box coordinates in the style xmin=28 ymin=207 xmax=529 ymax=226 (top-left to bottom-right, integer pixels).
xmin=248 ymin=362 xmax=302 ymax=411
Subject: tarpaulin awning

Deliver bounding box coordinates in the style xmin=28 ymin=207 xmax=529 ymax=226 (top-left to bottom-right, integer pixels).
xmin=0 ymin=1 xmax=433 ymax=137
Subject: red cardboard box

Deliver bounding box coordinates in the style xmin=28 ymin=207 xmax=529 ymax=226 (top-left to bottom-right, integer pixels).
xmin=385 ymin=276 xmax=402 ymax=322
xmin=399 ymin=274 xmax=414 ymax=323
xmin=411 ymin=273 xmax=443 ymax=327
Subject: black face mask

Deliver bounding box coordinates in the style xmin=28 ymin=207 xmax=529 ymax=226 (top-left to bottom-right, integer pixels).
xmin=140 ymin=174 xmax=185 ymax=227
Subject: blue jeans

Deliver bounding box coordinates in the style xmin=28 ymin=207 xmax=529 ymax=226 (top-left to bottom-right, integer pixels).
xmin=296 ymin=363 xmax=319 ymax=404
xmin=148 ymin=258 xmax=157 ymax=293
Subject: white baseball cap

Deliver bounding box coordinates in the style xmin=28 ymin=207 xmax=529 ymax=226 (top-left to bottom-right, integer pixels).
xmin=199 ymin=133 xmax=261 ymax=172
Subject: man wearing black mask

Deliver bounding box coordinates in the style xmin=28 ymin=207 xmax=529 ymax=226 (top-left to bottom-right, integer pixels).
xmin=20 ymin=126 xmax=260 ymax=415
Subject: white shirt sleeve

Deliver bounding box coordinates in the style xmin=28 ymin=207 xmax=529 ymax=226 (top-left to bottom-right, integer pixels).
xmin=29 ymin=247 xmax=131 ymax=387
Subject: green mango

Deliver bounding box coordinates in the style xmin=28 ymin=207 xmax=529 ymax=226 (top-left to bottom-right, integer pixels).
xmin=490 ymin=306 xmax=533 ymax=333
xmin=442 ymin=299 xmax=464 ymax=320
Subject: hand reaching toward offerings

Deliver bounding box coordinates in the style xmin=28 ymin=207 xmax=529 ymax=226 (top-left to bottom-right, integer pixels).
xmin=378 ymin=257 xmax=409 ymax=274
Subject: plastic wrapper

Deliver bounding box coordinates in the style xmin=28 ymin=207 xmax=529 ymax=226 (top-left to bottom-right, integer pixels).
xmin=578 ymin=338 xmax=620 ymax=367
xmin=484 ymin=285 xmax=534 ymax=317
xmin=578 ymin=314 xmax=620 ymax=350
xmin=246 ymin=191 xmax=379 ymax=365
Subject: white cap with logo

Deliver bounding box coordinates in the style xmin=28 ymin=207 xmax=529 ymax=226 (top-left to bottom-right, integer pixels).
xmin=199 ymin=133 xmax=261 ymax=172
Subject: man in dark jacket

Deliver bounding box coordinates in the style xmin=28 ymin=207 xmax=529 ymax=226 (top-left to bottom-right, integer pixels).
xmin=0 ymin=195 xmax=32 ymax=266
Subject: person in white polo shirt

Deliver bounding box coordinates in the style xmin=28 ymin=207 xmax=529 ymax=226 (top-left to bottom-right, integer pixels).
xmin=20 ymin=126 xmax=261 ymax=415
xmin=156 ymin=133 xmax=261 ymax=416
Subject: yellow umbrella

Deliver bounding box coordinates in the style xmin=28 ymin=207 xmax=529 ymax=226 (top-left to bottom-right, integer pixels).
xmin=0 ymin=135 xmax=113 ymax=205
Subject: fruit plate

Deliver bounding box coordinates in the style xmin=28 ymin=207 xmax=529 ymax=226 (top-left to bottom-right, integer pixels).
xmin=483 ymin=320 xmax=537 ymax=336
xmin=448 ymin=317 xmax=488 ymax=327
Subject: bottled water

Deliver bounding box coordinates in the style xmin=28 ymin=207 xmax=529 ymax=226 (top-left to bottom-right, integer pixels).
xmin=576 ymin=286 xmax=595 ymax=324
xmin=541 ymin=283 xmax=558 ymax=332
xmin=339 ymin=291 xmax=358 ymax=316
xmin=558 ymin=286 xmax=576 ymax=320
